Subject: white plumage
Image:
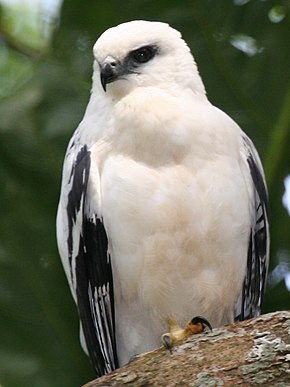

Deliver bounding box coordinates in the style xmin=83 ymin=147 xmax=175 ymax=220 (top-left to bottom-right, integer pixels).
xmin=56 ymin=20 xmax=269 ymax=375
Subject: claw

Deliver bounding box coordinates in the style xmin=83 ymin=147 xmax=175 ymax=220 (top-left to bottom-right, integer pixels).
xmin=161 ymin=317 xmax=184 ymax=352
xmin=129 ymin=354 xmax=140 ymax=362
xmin=186 ymin=316 xmax=212 ymax=335
xmin=161 ymin=334 xmax=173 ymax=353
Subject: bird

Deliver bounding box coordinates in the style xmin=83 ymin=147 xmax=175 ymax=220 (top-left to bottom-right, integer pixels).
xmin=56 ymin=20 xmax=269 ymax=377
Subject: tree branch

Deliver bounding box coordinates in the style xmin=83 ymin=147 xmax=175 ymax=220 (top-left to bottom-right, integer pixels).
xmin=83 ymin=311 xmax=290 ymax=386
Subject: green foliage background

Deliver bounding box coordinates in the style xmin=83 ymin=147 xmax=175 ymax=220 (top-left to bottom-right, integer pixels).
xmin=0 ymin=1 xmax=289 ymax=386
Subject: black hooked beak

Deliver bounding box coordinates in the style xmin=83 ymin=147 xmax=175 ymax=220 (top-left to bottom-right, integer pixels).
xmin=100 ymin=57 xmax=121 ymax=92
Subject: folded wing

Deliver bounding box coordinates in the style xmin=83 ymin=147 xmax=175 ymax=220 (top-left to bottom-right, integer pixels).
xmin=235 ymin=135 xmax=269 ymax=321
xmin=57 ymin=144 xmax=118 ymax=376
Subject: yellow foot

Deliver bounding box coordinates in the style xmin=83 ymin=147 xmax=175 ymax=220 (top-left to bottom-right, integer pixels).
xmin=161 ymin=316 xmax=212 ymax=352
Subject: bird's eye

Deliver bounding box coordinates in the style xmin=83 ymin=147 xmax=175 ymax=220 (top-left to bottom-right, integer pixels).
xmin=132 ymin=46 xmax=156 ymax=64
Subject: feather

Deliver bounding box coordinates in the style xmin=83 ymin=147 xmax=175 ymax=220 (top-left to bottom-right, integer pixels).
xmin=65 ymin=145 xmax=118 ymax=375
xmin=234 ymin=135 xmax=269 ymax=321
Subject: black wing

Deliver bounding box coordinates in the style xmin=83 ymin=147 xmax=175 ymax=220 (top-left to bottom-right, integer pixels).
xmin=235 ymin=135 xmax=269 ymax=321
xmin=66 ymin=145 xmax=118 ymax=376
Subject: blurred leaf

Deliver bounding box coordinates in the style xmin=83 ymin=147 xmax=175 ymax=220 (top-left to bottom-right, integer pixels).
xmin=0 ymin=0 xmax=61 ymax=54
xmin=0 ymin=45 xmax=34 ymax=98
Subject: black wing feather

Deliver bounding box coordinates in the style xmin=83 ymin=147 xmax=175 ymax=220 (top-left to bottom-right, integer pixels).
xmin=235 ymin=135 xmax=269 ymax=321
xmin=66 ymin=145 xmax=118 ymax=376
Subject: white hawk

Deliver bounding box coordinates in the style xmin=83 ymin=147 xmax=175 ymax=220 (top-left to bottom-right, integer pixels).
xmin=56 ymin=20 xmax=269 ymax=376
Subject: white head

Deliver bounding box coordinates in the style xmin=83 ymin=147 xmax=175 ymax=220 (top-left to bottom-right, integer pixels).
xmin=92 ymin=20 xmax=206 ymax=98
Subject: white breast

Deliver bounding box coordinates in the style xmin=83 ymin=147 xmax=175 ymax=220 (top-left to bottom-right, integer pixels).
xmin=88 ymin=89 xmax=252 ymax=365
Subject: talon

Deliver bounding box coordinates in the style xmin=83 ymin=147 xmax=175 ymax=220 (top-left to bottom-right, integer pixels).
xmin=129 ymin=354 xmax=140 ymax=362
xmin=186 ymin=316 xmax=213 ymax=335
xmin=161 ymin=334 xmax=173 ymax=353
xmin=161 ymin=317 xmax=183 ymax=352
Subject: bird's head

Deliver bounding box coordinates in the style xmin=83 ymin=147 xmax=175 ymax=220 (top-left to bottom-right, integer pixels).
xmin=92 ymin=20 xmax=206 ymax=99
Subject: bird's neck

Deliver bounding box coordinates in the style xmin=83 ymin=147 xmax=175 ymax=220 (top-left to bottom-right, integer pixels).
xmin=102 ymin=87 xmax=203 ymax=167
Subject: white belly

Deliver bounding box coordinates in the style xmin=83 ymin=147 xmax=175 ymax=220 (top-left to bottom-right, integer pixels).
xmin=94 ymin=153 xmax=250 ymax=365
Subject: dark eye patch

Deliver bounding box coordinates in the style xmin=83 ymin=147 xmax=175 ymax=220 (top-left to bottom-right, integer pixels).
xmin=130 ymin=45 xmax=158 ymax=64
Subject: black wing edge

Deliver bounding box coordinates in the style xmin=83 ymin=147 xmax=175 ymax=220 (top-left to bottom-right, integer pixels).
xmin=235 ymin=135 xmax=269 ymax=322
xmin=66 ymin=145 xmax=118 ymax=376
